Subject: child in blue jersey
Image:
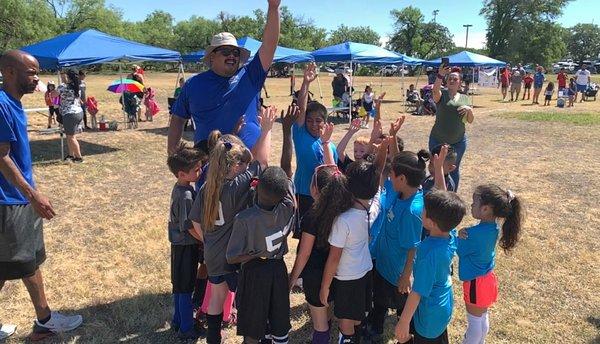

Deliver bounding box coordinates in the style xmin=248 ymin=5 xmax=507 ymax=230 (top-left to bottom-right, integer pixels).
xmin=457 ymin=184 xmax=523 ymax=344
xmin=395 ymin=189 xmax=467 ymax=344
xmin=367 ymin=146 xmax=429 ymax=343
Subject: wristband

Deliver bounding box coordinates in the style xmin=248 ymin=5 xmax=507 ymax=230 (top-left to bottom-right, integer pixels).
xmin=437 ymin=74 xmax=445 ymax=80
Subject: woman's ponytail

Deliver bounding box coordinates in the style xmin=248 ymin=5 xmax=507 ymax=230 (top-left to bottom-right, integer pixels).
xmin=499 ymin=192 xmax=523 ymax=253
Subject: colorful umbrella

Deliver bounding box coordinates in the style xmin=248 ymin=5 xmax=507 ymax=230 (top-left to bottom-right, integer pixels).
xmin=107 ymin=79 xmax=144 ymax=93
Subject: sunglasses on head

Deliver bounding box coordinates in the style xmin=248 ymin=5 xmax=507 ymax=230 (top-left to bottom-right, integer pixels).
xmin=214 ymin=47 xmax=241 ymax=57
xmin=310 ymin=164 xmax=340 ymax=190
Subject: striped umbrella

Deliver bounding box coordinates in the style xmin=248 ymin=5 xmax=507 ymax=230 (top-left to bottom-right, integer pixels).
xmin=107 ymin=78 xmax=144 ymax=93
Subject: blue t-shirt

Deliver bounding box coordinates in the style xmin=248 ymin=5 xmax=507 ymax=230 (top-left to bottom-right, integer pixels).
xmin=0 ymin=90 xmax=35 ymax=205
xmin=534 ymin=72 xmax=545 ymax=88
xmin=457 ymin=221 xmax=499 ymax=281
xmin=412 ymin=234 xmax=456 ymax=339
xmin=369 ymin=178 xmax=393 ymax=258
xmin=374 ymin=189 xmax=423 ymax=285
xmin=292 ymin=123 xmax=338 ymax=196
xmin=172 ymin=55 xmax=267 ymax=148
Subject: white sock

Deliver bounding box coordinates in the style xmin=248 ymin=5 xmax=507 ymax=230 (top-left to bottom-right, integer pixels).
xmin=462 ymin=313 xmax=484 ymax=344
xmin=480 ymin=311 xmax=490 ymax=344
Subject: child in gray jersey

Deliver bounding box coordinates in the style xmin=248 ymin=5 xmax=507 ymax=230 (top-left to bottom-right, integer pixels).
xmin=166 ymin=143 xmax=205 ymax=340
xmin=227 ymin=166 xmax=296 ymax=344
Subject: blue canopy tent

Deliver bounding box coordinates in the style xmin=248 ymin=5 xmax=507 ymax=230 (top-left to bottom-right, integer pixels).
xmin=182 ymin=36 xmax=313 ymax=64
xmin=21 ymin=29 xmax=181 ymax=69
xmin=423 ymin=51 xmax=506 ymax=67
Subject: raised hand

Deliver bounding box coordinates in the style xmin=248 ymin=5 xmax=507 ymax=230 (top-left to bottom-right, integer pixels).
xmin=304 ymin=62 xmax=318 ymax=84
xmin=267 ymin=0 xmax=281 ymax=8
xmin=320 ymin=122 xmax=335 ymax=143
xmin=259 ymin=105 xmax=277 ymax=132
xmin=389 ymin=115 xmax=405 ymax=137
xmin=370 ymin=120 xmax=383 ymax=143
xmin=375 ymin=91 xmax=387 ymax=104
xmin=431 ymin=144 xmax=449 ymax=171
xmin=349 ymin=118 xmax=362 ymax=133
xmin=282 ymin=105 xmax=299 ymax=131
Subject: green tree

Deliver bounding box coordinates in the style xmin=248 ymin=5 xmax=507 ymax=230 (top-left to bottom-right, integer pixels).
xmin=387 ymin=6 xmax=454 ymax=58
xmin=566 ymin=23 xmax=600 ymax=62
xmin=481 ymin=0 xmax=571 ymax=66
xmin=0 ymin=0 xmax=58 ymax=50
xmin=278 ymin=6 xmax=327 ymax=50
xmin=328 ymin=24 xmax=380 ymax=45
xmin=137 ymin=11 xmax=176 ymax=49
xmin=173 ymin=16 xmax=220 ymax=54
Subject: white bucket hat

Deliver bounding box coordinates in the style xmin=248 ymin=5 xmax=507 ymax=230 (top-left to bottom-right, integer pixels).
xmin=204 ymin=32 xmax=251 ymax=66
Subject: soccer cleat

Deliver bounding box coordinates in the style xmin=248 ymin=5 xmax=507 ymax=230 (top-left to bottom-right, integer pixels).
xmin=30 ymin=311 xmax=83 ymax=341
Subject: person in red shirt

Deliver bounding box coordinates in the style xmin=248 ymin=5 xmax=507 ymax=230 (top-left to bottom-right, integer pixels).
xmin=557 ymin=68 xmax=567 ymax=92
xmin=499 ymin=66 xmax=510 ymax=101
xmin=522 ymin=72 xmax=534 ymax=100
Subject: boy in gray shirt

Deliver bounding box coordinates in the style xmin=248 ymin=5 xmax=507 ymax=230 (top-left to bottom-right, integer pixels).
xmin=166 ymin=143 xmax=205 ymax=340
xmin=227 ymin=166 xmax=296 ymax=344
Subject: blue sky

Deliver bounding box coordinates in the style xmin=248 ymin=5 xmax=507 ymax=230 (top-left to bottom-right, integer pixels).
xmin=106 ymin=0 xmax=596 ymax=49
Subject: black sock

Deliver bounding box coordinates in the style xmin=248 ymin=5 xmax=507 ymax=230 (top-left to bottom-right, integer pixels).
xmin=206 ymin=313 xmax=222 ymax=344
xmin=38 ymin=314 xmax=51 ymax=324
xmin=192 ymin=278 xmax=207 ymax=309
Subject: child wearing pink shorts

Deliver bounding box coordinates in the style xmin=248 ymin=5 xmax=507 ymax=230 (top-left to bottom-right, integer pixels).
xmin=457 ymin=184 xmax=524 ymax=344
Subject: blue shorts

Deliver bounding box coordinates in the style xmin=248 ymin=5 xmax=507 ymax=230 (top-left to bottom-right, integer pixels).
xmin=208 ymin=272 xmax=238 ymax=292
xmin=576 ymin=84 xmax=587 ymax=92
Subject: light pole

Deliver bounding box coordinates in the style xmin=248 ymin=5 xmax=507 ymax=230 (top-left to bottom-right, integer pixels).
xmin=463 ymin=24 xmax=473 ymax=49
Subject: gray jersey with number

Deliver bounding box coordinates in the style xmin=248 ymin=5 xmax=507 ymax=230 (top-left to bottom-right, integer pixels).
xmin=226 ymin=180 xmax=295 ymax=261
xmin=168 ymin=183 xmax=197 ymax=246
xmin=189 ymin=160 xmax=261 ymax=276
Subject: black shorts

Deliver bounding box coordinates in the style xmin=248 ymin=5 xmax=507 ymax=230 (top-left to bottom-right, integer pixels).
xmin=400 ymin=322 xmax=448 ymax=344
xmin=332 ymin=270 xmax=372 ymax=321
xmin=373 ymin=268 xmax=407 ymax=311
xmin=208 ymin=272 xmax=238 ymax=292
xmin=545 ymin=95 xmax=552 ymax=101
xmin=301 ymin=268 xmax=332 ymax=307
xmin=294 ymin=194 xmax=313 ymax=239
xmin=0 ymin=204 xmax=46 ymax=280
xmin=236 ymin=259 xmax=291 ymax=339
xmin=171 ymin=244 xmax=199 ymax=293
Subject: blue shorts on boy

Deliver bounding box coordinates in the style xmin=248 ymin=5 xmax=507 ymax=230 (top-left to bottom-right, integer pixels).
xmin=375 ymin=189 xmax=424 ymax=285
xmin=456 ymin=221 xmax=499 ymax=282
xmin=411 ymin=233 xmax=457 ymax=339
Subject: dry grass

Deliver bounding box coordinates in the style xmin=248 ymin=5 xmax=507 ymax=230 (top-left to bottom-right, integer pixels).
xmin=1 ymin=71 xmax=599 ymax=344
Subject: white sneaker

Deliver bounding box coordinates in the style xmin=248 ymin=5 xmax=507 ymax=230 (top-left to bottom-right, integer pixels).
xmin=0 ymin=323 xmax=17 ymax=340
xmin=31 ymin=311 xmax=82 ymax=340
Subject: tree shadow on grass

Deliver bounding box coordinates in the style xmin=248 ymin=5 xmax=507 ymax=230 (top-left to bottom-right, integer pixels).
xmin=139 ymin=127 xmax=194 ymax=142
xmin=30 ymin=139 xmax=120 ymax=165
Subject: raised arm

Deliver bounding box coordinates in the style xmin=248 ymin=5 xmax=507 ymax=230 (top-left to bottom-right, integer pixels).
xmin=252 ymin=105 xmax=277 ymax=169
xmin=374 ymin=91 xmax=386 ymax=122
xmin=296 ymin=62 xmax=317 ymax=126
xmin=431 ymin=144 xmax=449 ymax=191
xmin=433 ymin=65 xmax=450 ymax=103
xmin=320 ymin=122 xmax=335 ymax=165
xmin=0 ymin=143 xmax=55 ymax=219
xmin=280 ymin=105 xmax=298 ymax=178
xmin=373 ymin=136 xmax=393 ymax=176
xmin=336 ymin=118 xmax=361 ymax=163
xmin=388 ymin=115 xmax=405 ymax=158
xmin=257 ymin=0 xmax=281 ymax=71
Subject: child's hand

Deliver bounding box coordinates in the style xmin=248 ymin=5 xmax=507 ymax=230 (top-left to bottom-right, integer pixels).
xmin=319 ymin=287 xmax=330 ymax=307
xmin=397 ymin=274 xmax=412 ymax=294
xmin=395 ymin=320 xmax=412 ymax=343
xmin=389 ymin=116 xmax=405 ymax=137
xmin=349 ymin=118 xmax=361 ymax=133
xmin=458 ymin=105 xmax=473 ymax=118
xmin=458 ymin=228 xmax=469 ymax=239
xmin=320 ymin=122 xmax=335 ymax=143
xmin=370 ymin=120 xmax=383 ymax=143
xmin=432 ymin=144 xmax=449 ymax=168
xmin=375 ymin=91 xmax=387 ymax=103
xmin=233 ymin=116 xmax=245 ymax=135
xmin=259 ymin=105 xmax=277 ymax=132
xmin=281 ymin=105 xmax=299 ymax=131
xmin=288 ymin=276 xmax=297 ymax=292
xmin=303 ymin=62 xmax=318 ymax=84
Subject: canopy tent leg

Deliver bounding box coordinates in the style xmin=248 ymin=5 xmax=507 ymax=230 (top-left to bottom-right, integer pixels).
xmin=349 ymin=60 xmax=353 ymax=125
xmin=57 ymin=69 xmax=64 ymax=161
xmin=317 ymin=66 xmax=323 ymax=99
xmin=380 ymin=69 xmax=383 ymax=93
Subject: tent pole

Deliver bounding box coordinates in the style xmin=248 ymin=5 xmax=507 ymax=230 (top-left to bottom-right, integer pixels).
xmin=401 ymin=63 xmax=405 ymax=104
xmin=57 ymin=69 xmax=64 ymax=161
xmin=349 ymin=60 xmax=353 ymax=125
xmin=380 ymin=68 xmax=383 ymax=93
xmin=317 ymin=64 xmax=323 ymax=99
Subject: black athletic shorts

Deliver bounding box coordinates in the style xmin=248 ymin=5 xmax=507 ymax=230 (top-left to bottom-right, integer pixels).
xmin=293 ymin=194 xmax=313 ymax=239
xmin=399 ymin=322 xmax=448 ymax=344
xmin=171 ymin=244 xmax=199 ymax=293
xmin=301 ymin=267 xmax=332 ymax=307
xmin=332 ymin=270 xmax=372 ymax=321
xmin=0 ymin=204 xmax=46 ymax=280
xmin=373 ymin=268 xmax=408 ymax=310
xmin=236 ymin=259 xmax=291 ymax=339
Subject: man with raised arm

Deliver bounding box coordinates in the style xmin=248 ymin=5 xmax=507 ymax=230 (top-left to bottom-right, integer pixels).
xmin=168 ymin=0 xmax=281 ymax=154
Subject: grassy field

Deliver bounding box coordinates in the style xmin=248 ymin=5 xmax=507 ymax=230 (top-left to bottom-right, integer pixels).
xmin=1 ymin=71 xmax=599 ymax=344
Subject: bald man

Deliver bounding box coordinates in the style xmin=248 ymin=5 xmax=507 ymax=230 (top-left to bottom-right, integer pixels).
xmin=0 ymin=50 xmax=82 ymax=340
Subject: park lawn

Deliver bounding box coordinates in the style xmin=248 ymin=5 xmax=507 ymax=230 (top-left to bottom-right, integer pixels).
xmin=497 ymin=111 xmax=600 ymax=125
xmin=0 ymin=73 xmax=598 ymax=344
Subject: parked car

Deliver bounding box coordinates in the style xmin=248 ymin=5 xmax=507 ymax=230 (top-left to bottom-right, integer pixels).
xmin=380 ymin=65 xmax=398 ymax=76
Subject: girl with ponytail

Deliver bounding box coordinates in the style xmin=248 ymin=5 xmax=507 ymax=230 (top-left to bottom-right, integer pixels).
xmin=188 ymin=106 xmax=277 ymax=344
xmin=457 ymin=184 xmax=524 ymax=344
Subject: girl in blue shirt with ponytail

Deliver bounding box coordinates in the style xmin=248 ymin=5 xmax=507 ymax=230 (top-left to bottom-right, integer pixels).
xmin=457 ymin=184 xmax=524 ymax=344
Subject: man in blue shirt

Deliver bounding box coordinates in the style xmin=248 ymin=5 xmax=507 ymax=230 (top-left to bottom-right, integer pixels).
xmin=0 ymin=50 xmax=82 ymax=340
xmin=168 ymin=0 xmax=281 ymax=154
xmin=532 ymin=66 xmax=545 ymax=105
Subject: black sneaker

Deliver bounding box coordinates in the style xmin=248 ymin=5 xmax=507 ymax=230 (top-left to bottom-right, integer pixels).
xmin=63 ymin=155 xmax=74 ymax=161
xmin=72 ymin=157 xmax=84 ymax=164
